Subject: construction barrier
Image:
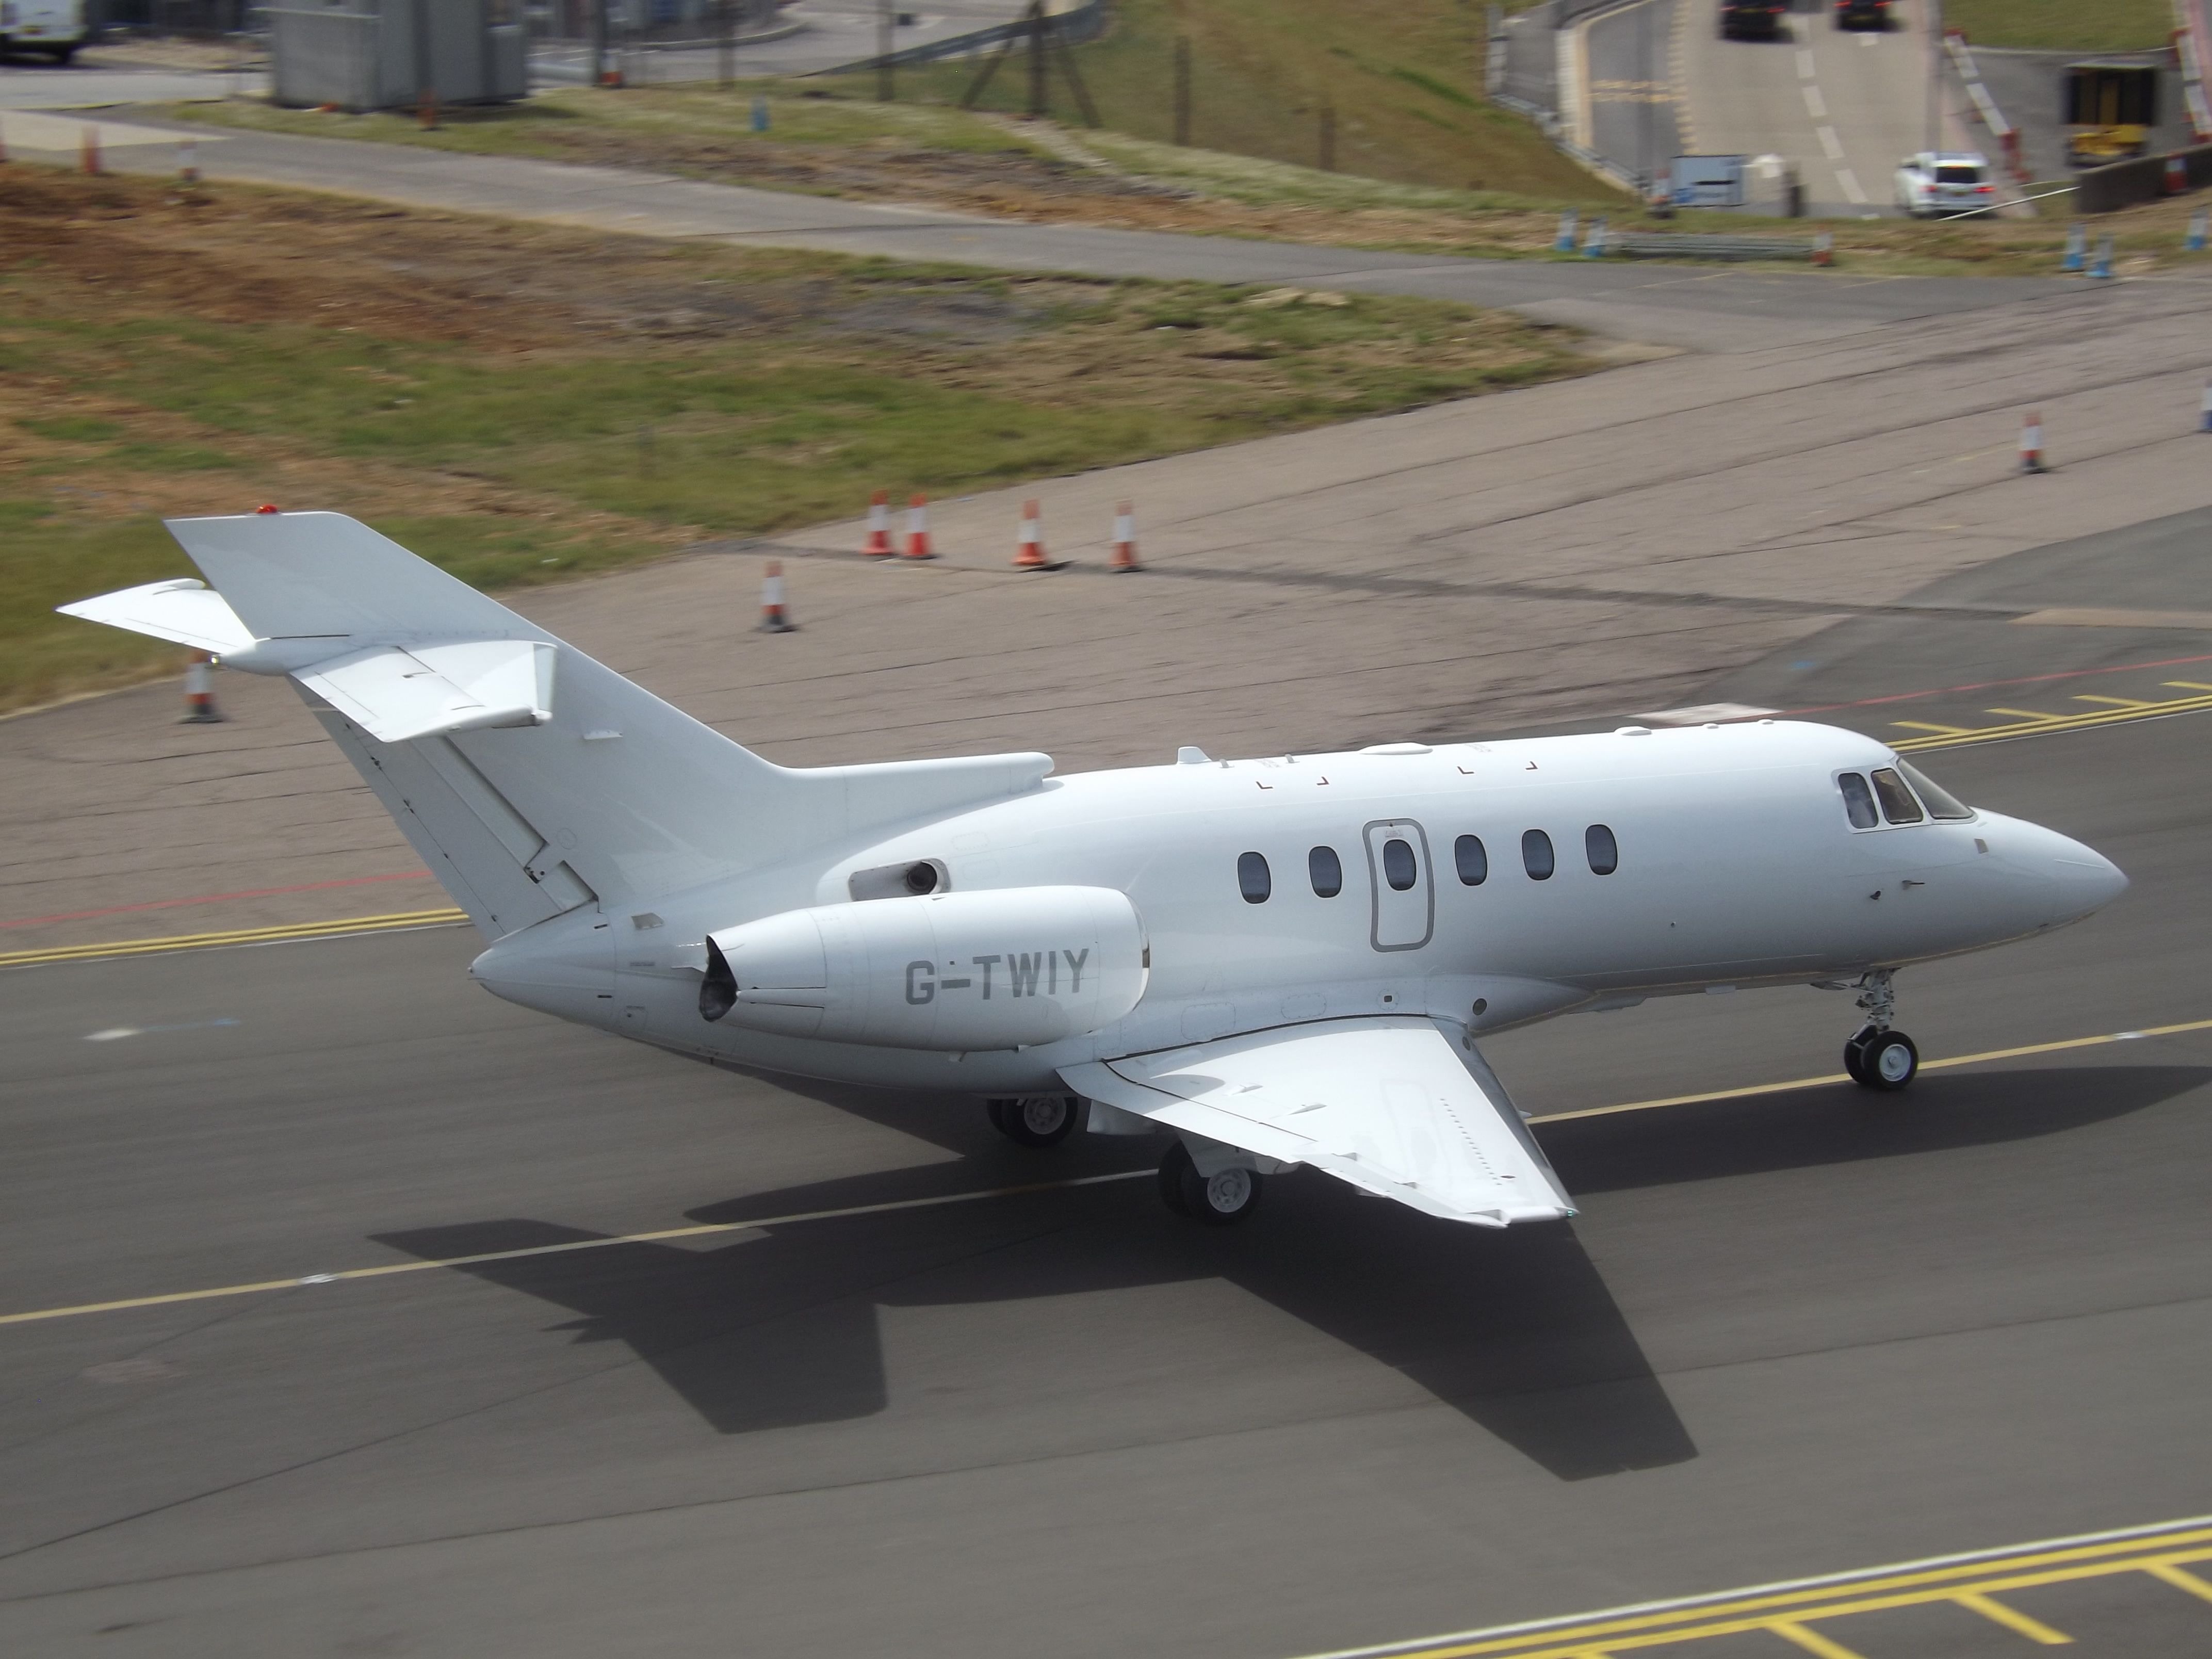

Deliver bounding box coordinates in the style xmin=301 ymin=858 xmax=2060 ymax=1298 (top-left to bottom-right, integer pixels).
xmin=1110 ymin=501 xmax=1141 ymax=572
xmin=177 ymin=138 xmax=199 ymax=184
xmin=2075 ymin=143 xmax=2212 ymax=213
xmin=2019 ymin=411 xmax=2048 ymax=475
xmin=758 ymin=560 xmax=796 ymax=633
xmin=181 ymin=652 xmax=223 ymax=724
xmin=2061 ymin=222 xmax=2087 ymax=271
xmin=862 ymin=490 xmax=892 ymax=558
xmin=902 ymin=493 xmax=934 ymax=561
xmin=1013 ymin=499 xmax=1050 ymax=569
xmin=79 ymin=124 xmax=102 ymax=176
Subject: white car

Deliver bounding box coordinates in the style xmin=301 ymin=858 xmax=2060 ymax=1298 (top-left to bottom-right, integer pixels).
xmin=1894 ymin=151 xmax=1997 ymax=217
xmin=1 ymin=0 xmax=87 ymax=64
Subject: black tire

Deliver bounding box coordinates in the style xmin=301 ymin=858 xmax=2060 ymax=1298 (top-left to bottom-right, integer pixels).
xmin=988 ymin=1094 xmax=1080 ymax=1147
xmin=1843 ymin=1025 xmax=1873 ymax=1085
xmin=1158 ymin=1141 xmax=1193 ymax=1216
xmin=1163 ymin=1143 xmax=1263 ymax=1225
xmin=52 ymin=46 xmax=77 ymax=66
xmin=1847 ymin=1028 xmax=1918 ymax=1092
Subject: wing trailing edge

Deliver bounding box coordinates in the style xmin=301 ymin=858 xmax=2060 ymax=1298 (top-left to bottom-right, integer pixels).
xmin=1066 ymin=1017 xmax=1576 ymax=1227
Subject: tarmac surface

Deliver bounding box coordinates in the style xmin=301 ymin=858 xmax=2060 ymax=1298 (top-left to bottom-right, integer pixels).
xmin=5 ymin=106 xmax=2066 ymax=353
xmin=1 ymin=509 xmax=2208 ymax=1659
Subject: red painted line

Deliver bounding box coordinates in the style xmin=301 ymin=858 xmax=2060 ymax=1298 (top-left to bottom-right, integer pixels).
xmin=0 ymin=872 xmax=437 ymax=932
xmin=1782 ymin=652 xmax=2212 ymax=717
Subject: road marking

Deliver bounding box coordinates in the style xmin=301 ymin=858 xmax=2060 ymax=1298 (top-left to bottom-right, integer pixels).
xmin=1817 ymin=125 xmax=1844 ymax=160
xmin=85 ymin=1018 xmax=240 ymax=1043
xmin=0 ymin=871 xmax=435 ymax=933
xmin=1835 ymin=168 xmax=1866 ymax=204
xmin=1803 ymin=84 xmax=1827 ymax=118
xmin=1796 ymin=49 xmax=1815 ymax=78
xmin=0 ymin=908 xmax=470 ymax=970
xmin=2013 ymin=608 xmax=2212 ymax=630
xmin=0 ymin=1169 xmax=1158 ymax=1329
xmin=1291 ymin=1516 xmax=2212 ymax=1659
xmin=1889 ymin=684 xmax=2212 ymax=751
xmin=1527 ymin=1013 xmax=2212 ymax=1124
xmin=7 ymin=1015 xmax=2208 ymax=1331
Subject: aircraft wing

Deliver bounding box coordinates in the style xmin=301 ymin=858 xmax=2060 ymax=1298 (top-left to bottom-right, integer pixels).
xmin=55 ymin=578 xmax=254 ymax=656
xmin=297 ymin=640 xmax=556 ymax=744
xmin=1063 ymin=1017 xmax=1576 ymax=1227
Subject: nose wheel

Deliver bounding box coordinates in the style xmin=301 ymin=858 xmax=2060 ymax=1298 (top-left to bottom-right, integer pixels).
xmin=1158 ymin=1140 xmax=1263 ymax=1224
xmin=1840 ymin=968 xmax=1918 ymax=1091
xmin=1844 ymin=1025 xmax=1918 ymax=1090
xmin=986 ymin=1095 xmax=1081 ymax=1147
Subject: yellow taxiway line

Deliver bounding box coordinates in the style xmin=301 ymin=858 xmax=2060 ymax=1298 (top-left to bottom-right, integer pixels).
xmin=3 ymin=1013 xmax=2206 ymax=1332
xmin=0 ymin=908 xmax=468 ymax=970
xmin=1292 ymin=1516 xmax=2212 ymax=1659
xmin=1890 ymin=682 xmax=2212 ymax=752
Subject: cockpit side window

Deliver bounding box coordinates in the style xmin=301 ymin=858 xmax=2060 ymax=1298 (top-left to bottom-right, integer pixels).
xmin=1869 ymin=768 xmax=1925 ymax=825
xmin=1837 ymin=772 xmax=1879 ymax=829
xmin=1898 ymin=760 xmax=1975 ymax=821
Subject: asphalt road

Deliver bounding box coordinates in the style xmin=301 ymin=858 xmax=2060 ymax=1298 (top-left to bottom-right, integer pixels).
xmin=2 ymin=513 xmax=2208 ymax=1656
xmin=1676 ymin=0 xmax=1965 ymax=217
xmin=8 ymin=109 xmax=2063 ymax=352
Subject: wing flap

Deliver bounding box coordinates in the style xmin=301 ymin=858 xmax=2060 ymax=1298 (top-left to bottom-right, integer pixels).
xmin=1066 ymin=1017 xmax=1575 ymax=1227
xmin=55 ymin=578 xmax=255 ymax=656
xmin=296 ymin=640 xmax=554 ymax=744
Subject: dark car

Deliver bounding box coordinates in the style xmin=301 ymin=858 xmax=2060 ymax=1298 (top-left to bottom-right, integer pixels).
xmin=1835 ymin=0 xmax=1892 ymax=29
xmin=1719 ymin=0 xmax=1785 ymax=40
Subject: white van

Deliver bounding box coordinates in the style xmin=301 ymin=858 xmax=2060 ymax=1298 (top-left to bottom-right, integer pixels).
xmin=1 ymin=1 xmax=89 ymax=65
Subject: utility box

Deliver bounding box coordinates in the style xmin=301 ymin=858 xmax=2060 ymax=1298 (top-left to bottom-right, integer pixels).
xmin=268 ymin=1 xmax=527 ymax=113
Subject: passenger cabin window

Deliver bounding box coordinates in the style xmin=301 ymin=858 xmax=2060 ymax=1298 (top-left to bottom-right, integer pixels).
xmin=1454 ymin=834 xmax=1488 ymax=885
xmin=1238 ymin=851 xmax=1272 ymax=903
xmin=1585 ymin=824 xmax=1618 ymax=875
xmin=1381 ymin=837 xmax=1417 ymax=891
xmin=1869 ymin=768 xmax=1925 ymax=825
xmin=1899 ymin=761 xmax=1975 ymax=821
xmin=1308 ymin=845 xmax=1343 ymax=898
xmin=1522 ymin=828 xmax=1554 ymax=881
xmin=1839 ymin=772 xmax=1879 ymax=829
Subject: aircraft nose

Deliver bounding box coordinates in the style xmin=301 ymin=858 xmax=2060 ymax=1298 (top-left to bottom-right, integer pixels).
xmin=2050 ymin=840 xmax=2128 ymax=921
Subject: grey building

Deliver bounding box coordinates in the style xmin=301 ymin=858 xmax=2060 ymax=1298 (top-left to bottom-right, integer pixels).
xmin=268 ymin=0 xmax=527 ymax=111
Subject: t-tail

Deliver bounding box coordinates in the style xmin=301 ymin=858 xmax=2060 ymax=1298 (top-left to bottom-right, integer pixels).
xmin=59 ymin=513 xmax=1053 ymax=937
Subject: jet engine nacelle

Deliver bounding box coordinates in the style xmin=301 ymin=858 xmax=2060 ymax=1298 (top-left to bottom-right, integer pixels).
xmin=702 ymin=885 xmax=1147 ymax=1050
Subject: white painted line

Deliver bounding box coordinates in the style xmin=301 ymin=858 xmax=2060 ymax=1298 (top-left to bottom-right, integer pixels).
xmin=1837 ymin=167 xmax=1867 ymax=203
xmin=1797 ymin=48 xmax=1815 ymax=78
xmin=1861 ymin=30 xmax=1876 ymax=44
xmin=1803 ymin=84 xmax=1827 ymax=119
xmin=1817 ymin=124 xmax=1845 ymax=160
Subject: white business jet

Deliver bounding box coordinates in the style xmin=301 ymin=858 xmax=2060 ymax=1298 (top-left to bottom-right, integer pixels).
xmin=64 ymin=514 xmax=2127 ymax=1227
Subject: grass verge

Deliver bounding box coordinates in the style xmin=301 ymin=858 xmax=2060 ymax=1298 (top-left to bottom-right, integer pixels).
xmin=1943 ymin=0 xmax=2173 ymax=53
xmin=0 ymin=164 xmax=1595 ymax=714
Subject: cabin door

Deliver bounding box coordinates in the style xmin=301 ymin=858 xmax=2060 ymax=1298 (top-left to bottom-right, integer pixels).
xmin=1363 ymin=819 xmax=1434 ymax=951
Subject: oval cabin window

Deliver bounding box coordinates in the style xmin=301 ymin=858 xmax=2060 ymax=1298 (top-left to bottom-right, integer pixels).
xmin=1454 ymin=834 xmax=1487 ymax=886
xmin=1522 ymin=829 xmax=1554 ymax=881
xmin=1382 ymin=837 xmax=1417 ymax=891
xmin=1308 ymin=845 xmax=1342 ymax=898
xmin=1585 ymin=824 xmax=1618 ymax=875
xmin=1238 ymin=851 xmax=1272 ymax=904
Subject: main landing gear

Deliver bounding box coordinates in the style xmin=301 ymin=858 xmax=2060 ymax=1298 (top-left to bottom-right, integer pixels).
xmin=985 ymin=1095 xmax=1082 ymax=1147
xmin=1841 ymin=968 xmax=1919 ymax=1091
xmin=1158 ymin=1140 xmax=1264 ymax=1225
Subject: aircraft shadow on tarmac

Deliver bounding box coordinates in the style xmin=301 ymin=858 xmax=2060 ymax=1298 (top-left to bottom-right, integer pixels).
xmin=372 ymin=1061 xmax=2199 ymax=1484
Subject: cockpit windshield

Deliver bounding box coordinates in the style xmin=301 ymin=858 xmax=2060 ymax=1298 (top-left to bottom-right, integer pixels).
xmin=1897 ymin=760 xmax=1975 ymax=820
xmin=1869 ymin=767 xmax=1924 ymax=824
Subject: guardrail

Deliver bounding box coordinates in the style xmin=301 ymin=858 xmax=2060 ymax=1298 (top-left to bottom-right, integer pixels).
xmin=840 ymin=0 xmax=1107 ymax=73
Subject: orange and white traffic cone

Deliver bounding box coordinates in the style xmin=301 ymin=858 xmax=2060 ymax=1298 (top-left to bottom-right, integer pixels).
xmin=177 ymin=137 xmax=199 ymax=184
xmin=180 ymin=652 xmax=223 ymax=724
xmin=757 ymin=560 xmax=796 ymax=633
xmin=902 ymin=493 xmax=935 ymax=560
xmin=861 ymin=489 xmax=892 ymax=558
xmin=79 ymin=124 xmax=103 ymax=176
xmin=1012 ymin=498 xmax=1050 ymax=569
xmin=1110 ymin=500 xmax=1141 ymax=572
xmin=2019 ymin=410 xmax=2048 ymax=474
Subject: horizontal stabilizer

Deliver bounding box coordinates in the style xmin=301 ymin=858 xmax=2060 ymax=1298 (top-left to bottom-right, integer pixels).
xmin=55 ymin=578 xmax=254 ymax=656
xmin=1066 ymin=1017 xmax=1576 ymax=1227
xmin=297 ymin=640 xmax=556 ymax=744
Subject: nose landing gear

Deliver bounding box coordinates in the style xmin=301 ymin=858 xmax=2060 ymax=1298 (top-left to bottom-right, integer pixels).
xmin=1841 ymin=969 xmax=1918 ymax=1091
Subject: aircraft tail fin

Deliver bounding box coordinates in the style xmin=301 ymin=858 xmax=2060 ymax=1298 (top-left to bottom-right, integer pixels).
xmin=62 ymin=513 xmax=1052 ymax=937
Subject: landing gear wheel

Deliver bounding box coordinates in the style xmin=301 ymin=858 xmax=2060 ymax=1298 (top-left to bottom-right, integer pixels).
xmin=1158 ymin=1141 xmax=1262 ymax=1225
xmin=987 ymin=1094 xmax=1080 ymax=1147
xmin=1846 ymin=1028 xmax=1918 ymax=1092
